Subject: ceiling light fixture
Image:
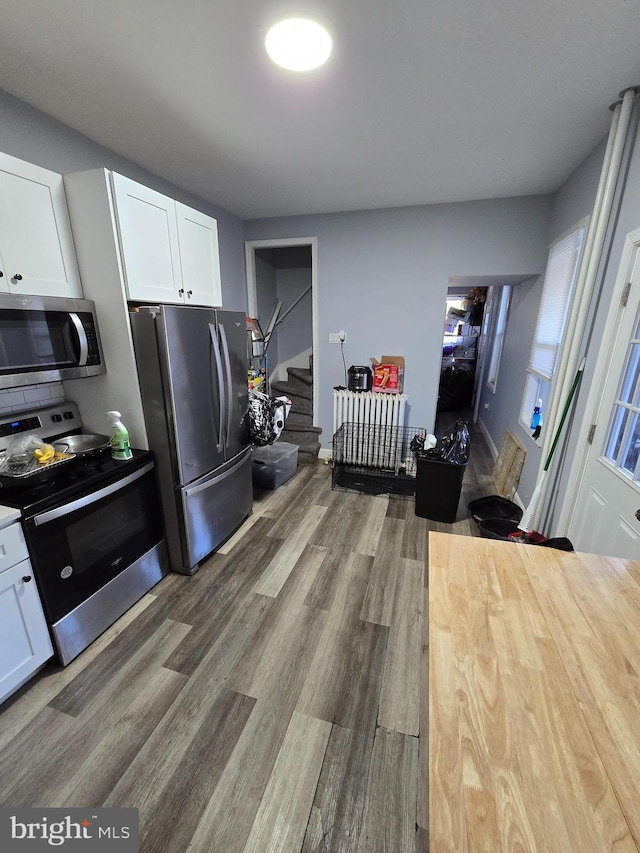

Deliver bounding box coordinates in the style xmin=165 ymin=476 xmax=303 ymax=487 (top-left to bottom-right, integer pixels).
xmin=265 ymin=18 xmax=332 ymax=71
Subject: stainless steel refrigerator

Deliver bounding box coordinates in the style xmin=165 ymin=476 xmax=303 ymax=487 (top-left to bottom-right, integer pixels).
xmin=130 ymin=305 xmax=252 ymax=574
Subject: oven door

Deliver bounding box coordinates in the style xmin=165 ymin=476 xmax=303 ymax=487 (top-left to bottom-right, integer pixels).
xmin=23 ymin=462 xmax=164 ymax=625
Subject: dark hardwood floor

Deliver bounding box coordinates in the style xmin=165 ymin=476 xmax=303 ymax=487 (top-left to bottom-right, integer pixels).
xmin=0 ymin=420 xmax=494 ymax=852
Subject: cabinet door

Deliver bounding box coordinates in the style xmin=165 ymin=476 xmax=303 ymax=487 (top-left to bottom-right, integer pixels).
xmin=0 ymin=558 xmax=53 ymax=704
xmin=0 ymin=153 xmax=83 ymax=298
xmin=111 ymin=172 xmax=183 ymax=303
xmin=176 ymin=203 xmax=222 ymax=307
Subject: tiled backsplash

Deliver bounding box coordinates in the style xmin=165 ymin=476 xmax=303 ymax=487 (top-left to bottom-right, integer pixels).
xmin=0 ymin=382 xmax=65 ymax=415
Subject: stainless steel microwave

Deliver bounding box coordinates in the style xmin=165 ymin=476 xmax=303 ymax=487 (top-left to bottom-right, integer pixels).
xmin=0 ymin=293 xmax=106 ymax=388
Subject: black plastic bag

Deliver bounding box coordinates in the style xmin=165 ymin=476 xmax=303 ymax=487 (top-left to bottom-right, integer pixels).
xmin=248 ymin=390 xmax=292 ymax=446
xmin=416 ymin=418 xmax=470 ymax=464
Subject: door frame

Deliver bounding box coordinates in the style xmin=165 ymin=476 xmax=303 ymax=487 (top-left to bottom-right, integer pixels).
xmin=559 ymin=226 xmax=640 ymax=536
xmin=245 ymin=236 xmax=318 ymax=426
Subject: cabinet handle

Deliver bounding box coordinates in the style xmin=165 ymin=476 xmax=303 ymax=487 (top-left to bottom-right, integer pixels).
xmin=178 ymin=288 xmax=184 ymax=297
xmin=0 ymin=271 xmax=3 ymax=277
xmin=22 ymin=575 xmax=32 ymax=583
xmin=13 ymin=273 xmax=23 ymax=281
xmin=187 ymin=290 xmax=193 ymax=298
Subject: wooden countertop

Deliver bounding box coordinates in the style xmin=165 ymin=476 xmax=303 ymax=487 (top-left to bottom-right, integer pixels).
xmin=429 ymin=531 xmax=640 ymax=852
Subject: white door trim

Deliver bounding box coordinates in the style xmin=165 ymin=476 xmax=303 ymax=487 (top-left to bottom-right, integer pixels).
xmin=245 ymin=237 xmax=319 ymax=426
xmin=559 ymin=226 xmax=640 ymax=536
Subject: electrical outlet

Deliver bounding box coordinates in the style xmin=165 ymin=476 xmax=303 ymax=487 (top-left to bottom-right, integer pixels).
xmin=329 ymin=333 xmax=342 ymax=343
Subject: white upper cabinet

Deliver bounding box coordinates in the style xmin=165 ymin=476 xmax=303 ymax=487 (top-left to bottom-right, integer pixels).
xmin=0 ymin=152 xmax=82 ymax=298
xmin=111 ymin=173 xmax=221 ymax=307
xmin=111 ymin=173 xmax=183 ymax=304
xmin=176 ymin=202 xmax=222 ymax=307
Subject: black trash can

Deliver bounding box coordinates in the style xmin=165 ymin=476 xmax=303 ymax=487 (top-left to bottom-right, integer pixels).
xmin=414 ymin=455 xmax=469 ymax=522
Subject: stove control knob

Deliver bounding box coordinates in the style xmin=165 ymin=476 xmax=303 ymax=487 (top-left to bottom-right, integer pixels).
xmin=51 ymin=414 xmax=63 ymax=422
xmin=22 ymin=575 xmax=32 ymax=583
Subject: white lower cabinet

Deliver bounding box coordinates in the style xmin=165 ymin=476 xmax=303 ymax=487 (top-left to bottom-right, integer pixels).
xmin=0 ymin=522 xmax=53 ymax=704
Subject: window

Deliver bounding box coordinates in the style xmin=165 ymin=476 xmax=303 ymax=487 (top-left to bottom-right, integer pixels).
xmin=486 ymin=285 xmax=511 ymax=393
xmin=520 ymin=222 xmax=586 ymax=439
xmin=603 ymin=308 xmax=640 ymax=481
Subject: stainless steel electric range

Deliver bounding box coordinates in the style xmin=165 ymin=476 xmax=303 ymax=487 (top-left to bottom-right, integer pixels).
xmin=0 ymin=402 xmax=169 ymax=665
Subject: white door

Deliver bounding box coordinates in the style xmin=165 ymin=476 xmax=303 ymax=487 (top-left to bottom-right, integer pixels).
xmin=0 ymin=152 xmax=82 ymax=298
xmin=110 ymin=172 xmax=183 ymax=303
xmin=176 ymin=202 xmax=222 ymax=307
xmin=569 ymin=233 xmax=640 ymax=557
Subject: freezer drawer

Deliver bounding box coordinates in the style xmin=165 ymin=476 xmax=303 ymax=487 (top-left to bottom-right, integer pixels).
xmin=180 ymin=449 xmax=252 ymax=571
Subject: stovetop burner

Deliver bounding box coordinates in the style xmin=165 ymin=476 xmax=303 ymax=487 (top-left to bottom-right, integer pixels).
xmin=0 ymin=401 xmax=154 ymax=518
xmin=0 ymin=449 xmax=155 ymax=517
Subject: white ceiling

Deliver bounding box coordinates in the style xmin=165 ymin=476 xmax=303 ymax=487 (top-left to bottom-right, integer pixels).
xmin=0 ymin=1 xmax=638 ymax=219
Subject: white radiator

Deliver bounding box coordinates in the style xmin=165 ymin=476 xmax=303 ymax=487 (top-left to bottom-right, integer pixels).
xmin=332 ymin=390 xmax=408 ymax=469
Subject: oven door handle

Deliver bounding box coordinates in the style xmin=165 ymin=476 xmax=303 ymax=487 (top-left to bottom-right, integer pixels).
xmin=32 ymin=462 xmax=155 ymax=526
xmin=69 ymin=312 xmax=89 ymax=366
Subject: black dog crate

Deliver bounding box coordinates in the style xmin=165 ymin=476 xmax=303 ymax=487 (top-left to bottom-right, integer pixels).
xmin=332 ymin=422 xmax=426 ymax=497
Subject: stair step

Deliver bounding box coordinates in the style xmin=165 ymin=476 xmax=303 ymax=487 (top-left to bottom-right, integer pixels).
xmin=271 ymin=380 xmax=310 ymax=399
xmin=284 ymin=415 xmax=321 ymax=434
xmin=271 ymin=384 xmax=312 ymax=417
xmin=287 ymin=366 xmax=312 ymax=384
xmin=272 ymin=365 xmax=317 ymax=461
xmin=281 ymin=428 xmax=322 ymax=447
xmin=295 ymin=441 xmax=322 ymax=463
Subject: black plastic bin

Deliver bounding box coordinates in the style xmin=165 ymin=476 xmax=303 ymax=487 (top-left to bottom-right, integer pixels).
xmin=468 ymin=495 xmax=523 ymax=525
xmin=414 ymin=456 xmax=468 ymax=523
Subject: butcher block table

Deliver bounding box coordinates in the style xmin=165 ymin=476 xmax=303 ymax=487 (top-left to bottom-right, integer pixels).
xmin=429 ymin=532 xmax=640 ymax=852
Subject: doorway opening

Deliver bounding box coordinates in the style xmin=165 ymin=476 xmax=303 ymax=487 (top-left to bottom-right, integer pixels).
xmin=437 ymin=285 xmax=486 ymax=425
xmin=245 ymin=237 xmax=320 ymax=459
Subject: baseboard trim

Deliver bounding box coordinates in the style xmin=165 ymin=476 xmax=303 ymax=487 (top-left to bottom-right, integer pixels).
xmin=318 ymin=447 xmax=332 ymax=461
xmin=477 ymin=417 xmax=498 ymax=460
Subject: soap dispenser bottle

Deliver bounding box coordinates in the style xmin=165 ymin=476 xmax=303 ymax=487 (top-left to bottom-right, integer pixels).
xmin=107 ymin=411 xmax=133 ymax=460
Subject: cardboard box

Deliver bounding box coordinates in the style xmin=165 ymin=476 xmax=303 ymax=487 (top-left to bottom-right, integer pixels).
xmin=371 ymin=355 xmax=405 ymax=394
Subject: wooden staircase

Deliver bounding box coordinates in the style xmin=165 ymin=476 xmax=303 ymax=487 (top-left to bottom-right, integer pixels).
xmin=270 ymin=367 xmax=321 ymax=463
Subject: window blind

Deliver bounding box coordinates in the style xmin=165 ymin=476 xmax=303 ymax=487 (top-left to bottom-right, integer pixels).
xmin=528 ymin=226 xmax=585 ymax=381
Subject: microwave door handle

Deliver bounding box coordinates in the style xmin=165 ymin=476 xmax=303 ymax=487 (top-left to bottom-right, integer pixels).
xmin=218 ymin=322 xmax=233 ymax=450
xmin=69 ymin=313 xmax=89 ymax=366
xmin=33 ymin=462 xmax=155 ymax=526
xmin=208 ymin=323 xmax=225 ymax=453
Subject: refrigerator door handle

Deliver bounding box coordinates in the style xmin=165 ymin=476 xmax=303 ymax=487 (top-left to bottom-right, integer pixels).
xmin=218 ymin=322 xmax=233 ymax=450
xmin=208 ymin=323 xmax=225 ymax=453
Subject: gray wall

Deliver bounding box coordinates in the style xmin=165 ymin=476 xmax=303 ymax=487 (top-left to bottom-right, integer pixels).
xmin=0 ymin=88 xmax=247 ymax=310
xmin=254 ymin=250 xmax=280 ymax=367
xmin=276 ymin=267 xmax=312 ymax=364
xmin=246 ymin=196 xmax=552 ymax=450
xmin=253 ymin=247 xmax=313 ymax=372
xmin=476 ymin=277 xmax=542 ymax=503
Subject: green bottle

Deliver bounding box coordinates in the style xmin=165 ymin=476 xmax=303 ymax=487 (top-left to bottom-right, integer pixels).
xmin=107 ymin=410 xmax=133 ymax=461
